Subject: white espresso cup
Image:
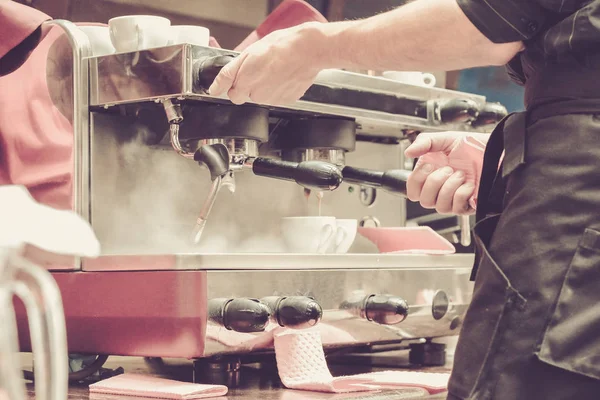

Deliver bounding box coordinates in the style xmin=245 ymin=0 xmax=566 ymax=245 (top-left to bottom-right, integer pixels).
xmin=334 ymin=219 xmax=358 ymax=254
xmin=383 ymin=71 xmax=437 ymax=87
xmin=108 ymin=15 xmax=171 ymax=53
xmin=78 ymin=26 xmax=115 ymax=56
xmin=169 ymin=25 xmax=210 ymax=46
xmin=281 ymin=216 xmax=336 ymax=254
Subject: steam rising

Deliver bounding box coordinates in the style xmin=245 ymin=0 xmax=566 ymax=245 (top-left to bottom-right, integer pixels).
xmin=92 ymin=116 xmax=303 ymax=254
xmin=90 ymin=114 xmax=401 ymax=255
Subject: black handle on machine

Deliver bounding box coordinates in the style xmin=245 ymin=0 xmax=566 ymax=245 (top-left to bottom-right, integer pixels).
xmin=260 ymin=296 xmax=323 ymax=329
xmin=341 ymin=294 xmax=409 ymax=325
xmin=194 ymin=143 xmax=230 ymax=180
xmin=342 ymin=166 xmax=411 ymax=196
xmin=194 ymin=55 xmax=236 ymax=91
xmin=208 ymin=298 xmax=271 ymax=333
xmin=471 ymin=102 xmax=508 ymax=127
xmin=438 ymin=98 xmax=480 ymax=124
xmin=252 ymin=158 xmax=343 ymax=191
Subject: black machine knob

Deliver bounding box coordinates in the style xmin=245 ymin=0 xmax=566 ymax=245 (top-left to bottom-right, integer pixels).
xmin=252 ymin=158 xmax=343 ymax=191
xmin=194 ymin=143 xmax=230 ymax=181
xmin=260 ymin=296 xmax=323 ymax=329
xmin=472 ymin=102 xmax=508 ymax=127
xmin=194 ymin=55 xmax=236 ymax=92
xmin=438 ymin=98 xmax=480 ymax=124
xmin=208 ymin=298 xmax=271 ymax=333
xmin=342 ymin=166 xmax=410 ymax=196
xmin=341 ymin=294 xmax=409 ymax=325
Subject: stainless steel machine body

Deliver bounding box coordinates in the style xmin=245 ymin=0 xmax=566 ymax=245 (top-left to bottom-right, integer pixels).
xmin=17 ymin=23 xmax=504 ymax=360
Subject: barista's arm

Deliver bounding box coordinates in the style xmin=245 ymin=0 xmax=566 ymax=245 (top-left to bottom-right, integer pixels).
xmin=0 ymin=0 xmax=51 ymax=76
xmin=324 ymin=0 xmax=547 ymax=71
xmin=210 ymin=0 xmax=549 ymax=104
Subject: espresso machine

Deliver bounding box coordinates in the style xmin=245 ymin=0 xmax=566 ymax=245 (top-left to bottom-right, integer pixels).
xmin=16 ymin=20 xmax=507 ymax=376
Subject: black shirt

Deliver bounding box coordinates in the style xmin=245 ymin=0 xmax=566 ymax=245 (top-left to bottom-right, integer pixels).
xmin=457 ymin=0 xmax=600 ymax=106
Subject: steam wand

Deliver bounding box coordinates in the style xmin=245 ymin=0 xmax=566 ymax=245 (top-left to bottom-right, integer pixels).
xmin=190 ymin=175 xmax=222 ymax=244
xmin=162 ymin=99 xmax=233 ymax=245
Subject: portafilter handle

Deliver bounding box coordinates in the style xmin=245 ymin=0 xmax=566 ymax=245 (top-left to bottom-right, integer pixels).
xmin=342 ymin=166 xmax=411 ymax=196
xmin=194 ymin=55 xmax=236 ymax=92
xmin=250 ymin=158 xmax=343 ymax=191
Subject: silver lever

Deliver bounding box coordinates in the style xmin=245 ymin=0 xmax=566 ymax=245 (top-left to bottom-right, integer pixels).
xmin=0 ymin=250 xmax=68 ymax=400
xmin=459 ymin=215 xmax=472 ymax=247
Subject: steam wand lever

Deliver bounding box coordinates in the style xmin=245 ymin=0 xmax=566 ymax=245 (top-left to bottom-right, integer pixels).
xmin=162 ymin=99 xmax=233 ymax=245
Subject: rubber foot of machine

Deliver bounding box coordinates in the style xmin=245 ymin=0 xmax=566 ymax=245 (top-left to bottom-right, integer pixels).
xmin=408 ymin=342 xmax=447 ymax=367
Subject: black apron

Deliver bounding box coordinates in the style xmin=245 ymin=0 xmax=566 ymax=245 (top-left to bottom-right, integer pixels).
xmin=446 ymin=57 xmax=600 ymax=399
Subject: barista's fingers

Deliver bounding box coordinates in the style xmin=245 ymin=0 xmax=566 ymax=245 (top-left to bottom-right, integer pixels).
xmin=406 ymin=162 xmax=434 ymax=201
xmin=419 ymin=166 xmax=454 ymax=209
xmin=208 ymin=53 xmax=246 ymax=96
xmin=435 ymin=171 xmax=465 ymax=214
xmin=405 ymin=132 xmax=461 ymax=159
xmin=227 ymin=85 xmax=251 ymax=105
xmin=452 ymin=183 xmax=476 ymax=215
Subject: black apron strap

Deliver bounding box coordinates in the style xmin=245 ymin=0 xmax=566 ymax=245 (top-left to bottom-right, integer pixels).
xmin=471 ymin=112 xmax=528 ymax=281
xmin=474 ymin=114 xmax=511 ymax=222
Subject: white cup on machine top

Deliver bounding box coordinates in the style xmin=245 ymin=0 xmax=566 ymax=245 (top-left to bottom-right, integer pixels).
xmin=382 ymin=71 xmax=437 ymax=87
xmin=108 ymin=15 xmax=171 ymax=53
xmin=281 ymin=216 xmax=336 ymax=254
xmin=169 ymin=25 xmax=210 ymax=46
xmin=78 ymin=26 xmax=115 ymax=56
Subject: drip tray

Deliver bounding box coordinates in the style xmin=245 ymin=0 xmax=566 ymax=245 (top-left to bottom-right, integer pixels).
xmin=81 ymin=253 xmax=475 ymax=272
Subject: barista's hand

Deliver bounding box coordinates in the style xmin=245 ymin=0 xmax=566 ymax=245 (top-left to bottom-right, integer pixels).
xmin=405 ymin=132 xmax=486 ymax=215
xmin=209 ymin=22 xmax=328 ymax=105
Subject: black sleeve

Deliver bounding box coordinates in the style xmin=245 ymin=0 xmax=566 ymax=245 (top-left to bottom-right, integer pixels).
xmin=0 ymin=25 xmax=42 ymax=76
xmin=456 ymin=0 xmax=550 ymax=43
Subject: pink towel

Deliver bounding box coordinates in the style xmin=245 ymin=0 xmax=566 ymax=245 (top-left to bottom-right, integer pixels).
xmin=273 ymin=328 xmax=449 ymax=394
xmin=358 ymin=226 xmax=456 ymax=254
xmin=418 ymin=136 xmax=486 ymax=210
xmin=88 ymin=374 xmax=227 ymax=399
xmin=235 ymin=0 xmax=327 ymax=51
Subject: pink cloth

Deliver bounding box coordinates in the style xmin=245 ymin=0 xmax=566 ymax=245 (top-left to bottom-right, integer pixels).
xmin=418 ymin=136 xmax=486 ymax=210
xmin=0 ymin=22 xmax=103 ymax=210
xmin=235 ymin=0 xmax=327 ymax=51
xmin=88 ymin=374 xmax=227 ymax=399
xmin=205 ymin=322 xmax=356 ymax=350
xmin=0 ymin=25 xmax=71 ymax=209
xmin=0 ymin=0 xmax=50 ymax=59
xmin=358 ymin=226 xmax=456 ymax=254
xmin=273 ymin=327 xmax=449 ymax=394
